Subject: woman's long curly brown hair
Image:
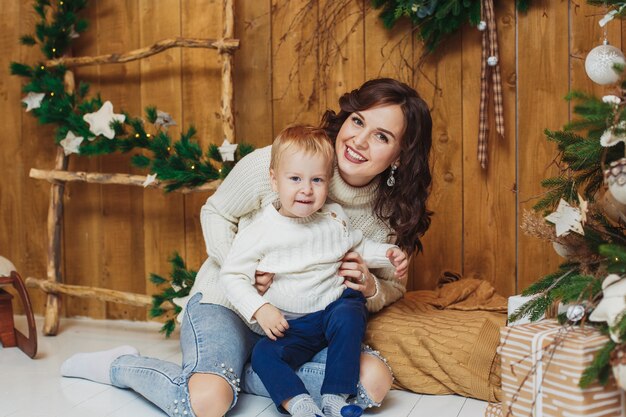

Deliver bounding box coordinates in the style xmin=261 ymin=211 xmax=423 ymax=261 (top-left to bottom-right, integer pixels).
xmin=321 ymin=78 xmax=433 ymax=254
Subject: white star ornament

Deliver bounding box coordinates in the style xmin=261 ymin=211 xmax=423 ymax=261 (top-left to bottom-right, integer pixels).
xmin=143 ymin=173 xmax=157 ymax=188
xmin=545 ymin=199 xmax=585 ymax=237
xmin=22 ymin=92 xmax=45 ymax=112
xmin=59 ymin=131 xmax=84 ymax=156
xmin=155 ymin=110 xmax=177 ymax=129
xmin=589 ymin=274 xmax=626 ymax=342
xmin=218 ymin=139 xmax=238 ymax=162
xmin=83 ymin=101 xmax=126 ymax=139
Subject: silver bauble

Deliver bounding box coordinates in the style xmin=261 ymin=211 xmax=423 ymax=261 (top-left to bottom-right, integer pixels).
xmin=585 ymin=43 xmax=626 ymax=85
xmin=566 ymin=304 xmax=585 ymax=322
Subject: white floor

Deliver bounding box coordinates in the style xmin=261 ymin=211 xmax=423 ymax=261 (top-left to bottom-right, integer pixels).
xmin=1 ymin=316 xmax=488 ymax=417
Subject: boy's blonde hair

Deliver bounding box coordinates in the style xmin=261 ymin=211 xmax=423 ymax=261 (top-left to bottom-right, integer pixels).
xmin=270 ymin=124 xmax=335 ymax=176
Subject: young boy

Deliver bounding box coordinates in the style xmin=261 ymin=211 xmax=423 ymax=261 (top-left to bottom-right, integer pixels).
xmin=219 ymin=125 xmax=407 ymax=417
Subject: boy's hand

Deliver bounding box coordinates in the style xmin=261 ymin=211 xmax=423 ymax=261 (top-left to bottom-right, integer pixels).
xmin=387 ymin=247 xmax=408 ymax=280
xmin=254 ymin=303 xmax=289 ymax=341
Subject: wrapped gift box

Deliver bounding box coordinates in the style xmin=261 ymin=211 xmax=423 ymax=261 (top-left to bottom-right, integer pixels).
xmin=499 ymin=320 xmax=625 ymax=417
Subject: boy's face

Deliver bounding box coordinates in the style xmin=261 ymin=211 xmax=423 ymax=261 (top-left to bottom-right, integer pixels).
xmin=270 ymin=149 xmax=330 ymax=218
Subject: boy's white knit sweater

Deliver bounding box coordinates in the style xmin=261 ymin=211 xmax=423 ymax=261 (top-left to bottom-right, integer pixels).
xmin=175 ymin=146 xmax=407 ymax=330
xmin=219 ymin=202 xmax=396 ymax=323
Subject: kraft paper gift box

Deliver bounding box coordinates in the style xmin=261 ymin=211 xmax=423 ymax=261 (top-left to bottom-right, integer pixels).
xmin=499 ymin=320 xmax=625 ymax=417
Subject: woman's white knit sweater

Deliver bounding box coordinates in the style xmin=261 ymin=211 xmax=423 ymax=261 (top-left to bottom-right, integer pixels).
xmin=175 ymin=145 xmax=407 ymax=329
xmin=219 ymin=202 xmax=396 ymax=324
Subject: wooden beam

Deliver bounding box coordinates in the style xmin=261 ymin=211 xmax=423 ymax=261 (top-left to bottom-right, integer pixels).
xmin=43 ymin=67 xmax=74 ymax=335
xmin=29 ymin=168 xmax=221 ymax=194
xmin=43 ymin=149 xmax=67 ymax=335
xmin=45 ymin=37 xmax=240 ymax=68
xmin=221 ymin=0 xmax=236 ymax=143
xmin=25 ymin=277 xmax=175 ymax=310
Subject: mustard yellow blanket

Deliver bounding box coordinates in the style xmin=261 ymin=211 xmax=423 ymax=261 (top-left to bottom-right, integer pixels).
xmin=364 ymin=278 xmax=507 ymax=402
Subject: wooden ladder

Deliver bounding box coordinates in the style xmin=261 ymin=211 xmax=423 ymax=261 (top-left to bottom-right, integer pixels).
xmin=25 ymin=0 xmax=238 ymax=336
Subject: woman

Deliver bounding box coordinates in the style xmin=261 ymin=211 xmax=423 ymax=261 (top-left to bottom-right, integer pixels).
xmin=61 ymin=78 xmax=433 ymax=417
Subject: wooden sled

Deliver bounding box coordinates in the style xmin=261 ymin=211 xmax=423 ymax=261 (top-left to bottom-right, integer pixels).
xmin=0 ymin=270 xmax=38 ymax=358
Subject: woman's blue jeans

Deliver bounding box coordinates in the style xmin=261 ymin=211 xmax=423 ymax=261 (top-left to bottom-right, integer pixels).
xmin=110 ymin=293 xmax=385 ymax=417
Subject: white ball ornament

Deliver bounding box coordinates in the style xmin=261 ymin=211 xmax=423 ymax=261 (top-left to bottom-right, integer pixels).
xmin=477 ymin=21 xmax=487 ymax=31
xmin=585 ymin=43 xmax=626 ymax=85
xmin=552 ymin=242 xmax=571 ymax=258
xmin=565 ymin=304 xmax=585 ymax=322
xmin=605 ymin=158 xmax=626 ymax=204
xmin=487 ymin=56 xmax=498 ymax=66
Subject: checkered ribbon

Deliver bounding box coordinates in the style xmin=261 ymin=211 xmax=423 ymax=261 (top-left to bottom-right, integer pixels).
xmin=478 ymin=0 xmax=505 ymax=169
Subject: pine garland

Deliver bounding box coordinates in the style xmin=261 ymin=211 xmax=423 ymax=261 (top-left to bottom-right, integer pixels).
xmin=12 ymin=0 xmax=252 ymax=191
xmin=371 ymin=0 xmax=532 ymax=52
xmin=371 ymin=1 xmax=626 ymax=55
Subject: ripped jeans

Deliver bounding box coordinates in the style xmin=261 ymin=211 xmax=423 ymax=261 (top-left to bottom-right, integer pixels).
xmin=110 ymin=293 xmax=388 ymax=417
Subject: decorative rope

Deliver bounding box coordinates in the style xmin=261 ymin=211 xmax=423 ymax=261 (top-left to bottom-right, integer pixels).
xmin=478 ymin=0 xmax=505 ymax=169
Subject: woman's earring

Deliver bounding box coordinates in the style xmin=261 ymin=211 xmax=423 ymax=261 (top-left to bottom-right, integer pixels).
xmin=387 ymin=164 xmax=397 ymax=187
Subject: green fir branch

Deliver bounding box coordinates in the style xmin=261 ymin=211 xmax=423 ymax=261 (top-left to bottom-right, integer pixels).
xmin=533 ymin=90 xmax=623 ymax=210
xmin=600 ymin=244 xmax=626 ymax=273
xmin=580 ymin=338 xmax=615 ymax=388
xmin=508 ymin=293 xmax=555 ymax=323
xmin=149 ymin=252 xmax=195 ymax=338
xmin=511 ymin=267 xmax=574 ymax=323
xmin=552 ymin=275 xmax=601 ymax=303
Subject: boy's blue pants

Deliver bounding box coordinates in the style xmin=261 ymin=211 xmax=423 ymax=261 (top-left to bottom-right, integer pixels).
xmin=251 ymin=288 xmax=368 ymax=408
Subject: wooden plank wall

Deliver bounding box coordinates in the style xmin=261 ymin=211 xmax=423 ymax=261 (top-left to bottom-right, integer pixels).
xmin=0 ymin=0 xmax=618 ymax=321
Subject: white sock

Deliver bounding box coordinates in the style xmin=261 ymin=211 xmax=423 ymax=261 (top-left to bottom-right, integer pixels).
xmin=286 ymin=394 xmax=325 ymax=417
xmin=61 ymin=345 xmax=139 ymax=385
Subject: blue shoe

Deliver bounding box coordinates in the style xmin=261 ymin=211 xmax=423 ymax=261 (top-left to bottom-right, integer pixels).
xmin=340 ymin=404 xmax=363 ymax=417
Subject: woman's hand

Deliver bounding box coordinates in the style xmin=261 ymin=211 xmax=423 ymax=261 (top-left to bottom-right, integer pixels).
xmin=254 ymin=270 xmax=275 ymax=295
xmin=339 ymin=251 xmax=377 ymax=298
xmin=254 ymin=303 xmax=289 ymax=341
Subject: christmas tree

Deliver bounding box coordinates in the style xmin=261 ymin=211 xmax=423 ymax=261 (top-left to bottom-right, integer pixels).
xmin=514 ymin=2 xmax=626 ymax=389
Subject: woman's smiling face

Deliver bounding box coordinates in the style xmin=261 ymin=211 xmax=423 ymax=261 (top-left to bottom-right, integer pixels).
xmin=334 ymin=104 xmax=405 ymax=187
